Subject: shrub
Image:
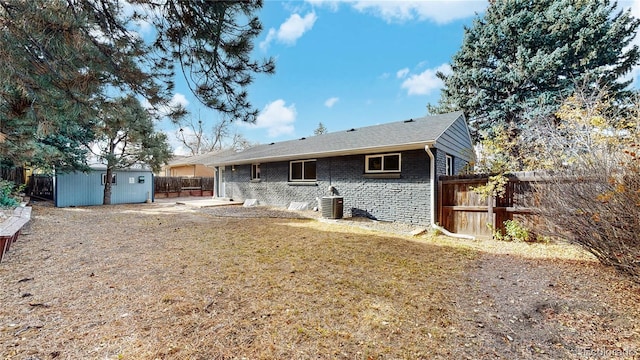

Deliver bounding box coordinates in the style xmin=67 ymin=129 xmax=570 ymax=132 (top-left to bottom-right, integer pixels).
xmin=536 ymin=162 xmax=640 ymax=282
xmin=534 ymin=87 xmax=640 ymax=283
xmin=504 ymin=220 xmax=529 ymax=242
xmin=0 ymin=180 xmax=21 ymax=208
xmin=492 ymin=220 xmax=539 ymax=242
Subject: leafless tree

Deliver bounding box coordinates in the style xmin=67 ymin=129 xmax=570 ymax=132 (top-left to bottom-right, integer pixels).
xmin=176 ymin=115 xmax=253 ymax=155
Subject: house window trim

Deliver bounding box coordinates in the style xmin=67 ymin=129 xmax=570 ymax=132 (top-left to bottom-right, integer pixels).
xmin=445 ymin=154 xmax=453 ymax=176
xmin=251 ymin=163 xmax=261 ymax=181
xmin=365 ymin=153 xmax=402 ymax=173
xmin=289 ymin=159 xmax=317 ymax=182
xmin=101 ymin=173 xmax=117 ymax=185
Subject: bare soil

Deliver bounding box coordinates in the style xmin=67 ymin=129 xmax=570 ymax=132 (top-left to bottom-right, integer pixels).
xmin=0 ymin=201 xmax=638 ymax=359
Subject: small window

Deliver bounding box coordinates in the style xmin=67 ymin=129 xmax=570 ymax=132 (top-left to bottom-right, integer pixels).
xmin=290 ymin=160 xmax=316 ymax=181
xmin=251 ymin=164 xmax=261 ymax=180
xmin=445 ymin=154 xmax=453 ymax=176
xmin=365 ymin=153 xmax=401 ymax=173
xmin=101 ymin=173 xmax=117 ymax=185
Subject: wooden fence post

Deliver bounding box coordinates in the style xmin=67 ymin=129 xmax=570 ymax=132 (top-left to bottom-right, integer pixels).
xmin=488 ymin=195 xmax=494 ymax=238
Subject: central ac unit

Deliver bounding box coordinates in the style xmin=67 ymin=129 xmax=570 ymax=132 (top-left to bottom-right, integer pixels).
xmin=321 ymin=196 xmax=344 ymax=219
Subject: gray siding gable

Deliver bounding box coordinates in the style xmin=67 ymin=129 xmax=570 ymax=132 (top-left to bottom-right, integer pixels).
xmin=433 ymin=115 xmax=474 ymax=162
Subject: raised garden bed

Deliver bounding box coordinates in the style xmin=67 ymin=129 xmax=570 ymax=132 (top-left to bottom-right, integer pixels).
xmin=0 ymin=206 xmax=31 ymax=262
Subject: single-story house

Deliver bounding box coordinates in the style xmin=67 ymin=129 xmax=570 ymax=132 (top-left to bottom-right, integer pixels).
xmin=158 ymin=153 xmax=216 ymax=177
xmin=206 ymin=111 xmax=473 ymax=226
xmin=55 ymin=167 xmax=154 ymax=207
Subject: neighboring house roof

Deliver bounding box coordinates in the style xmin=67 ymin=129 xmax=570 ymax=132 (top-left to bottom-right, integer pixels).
xmin=167 ymin=150 xmax=236 ymax=167
xmin=207 ymin=111 xmax=470 ymax=166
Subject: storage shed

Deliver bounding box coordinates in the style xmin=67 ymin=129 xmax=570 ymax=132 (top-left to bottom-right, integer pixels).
xmin=55 ymin=168 xmax=154 ymax=207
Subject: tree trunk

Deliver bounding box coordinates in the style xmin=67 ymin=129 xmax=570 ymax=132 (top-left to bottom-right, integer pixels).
xmin=103 ymin=167 xmax=112 ymax=205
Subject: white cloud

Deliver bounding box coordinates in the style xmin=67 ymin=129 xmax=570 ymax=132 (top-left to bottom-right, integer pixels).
xmin=168 ymin=136 xmax=193 ymax=156
xmin=401 ymin=63 xmax=451 ymax=96
xmin=170 ymin=93 xmax=189 ymax=108
xmin=306 ymin=0 xmax=486 ymax=24
xmin=279 ymin=13 xmax=318 ymax=44
xmin=171 ymin=146 xmax=192 ymax=156
xmin=396 ymin=68 xmax=410 ymax=79
xmin=242 ymin=99 xmax=297 ymax=138
xmin=260 ymin=29 xmax=277 ymax=51
xmin=260 ymin=12 xmax=317 ymax=50
xmin=306 ymin=0 xmax=340 ymax=12
xmin=140 ymin=93 xmax=189 ymax=119
xmin=121 ymin=2 xmax=154 ymax=35
xmin=324 ymin=97 xmax=339 ymax=108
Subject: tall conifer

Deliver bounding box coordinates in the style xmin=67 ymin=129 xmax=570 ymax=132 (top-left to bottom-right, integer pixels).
xmin=429 ymin=0 xmax=640 ymax=142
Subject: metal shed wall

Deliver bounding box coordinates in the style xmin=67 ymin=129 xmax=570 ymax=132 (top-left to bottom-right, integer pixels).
xmin=56 ymin=170 xmax=153 ymax=207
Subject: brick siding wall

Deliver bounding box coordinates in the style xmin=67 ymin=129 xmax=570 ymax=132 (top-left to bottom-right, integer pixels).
xmin=223 ymin=149 xmax=439 ymax=225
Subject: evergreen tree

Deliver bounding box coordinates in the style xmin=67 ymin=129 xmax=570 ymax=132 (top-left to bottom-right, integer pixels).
xmin=145 ymin=0 xmax=276 ymax=122
xmin=313 ymin=122 xmax=327 ymax=135
xmin=93 ymin=96 xmax=172 ymax=205
xmin=0 ymin=0 xmax=273 ymax=172
xmin=429 ymin=0 xmax=640 ymax=143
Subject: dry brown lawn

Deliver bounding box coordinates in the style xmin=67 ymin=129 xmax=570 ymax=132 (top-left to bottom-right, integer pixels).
xmin=1 ymin=203 xmax=639 ymax=360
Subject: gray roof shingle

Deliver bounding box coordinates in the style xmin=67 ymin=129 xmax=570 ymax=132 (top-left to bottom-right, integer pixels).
xmin=207 ymin=111 xmax=465 ymax=166
xmin=168 ymin=149 xmax=236 ymax=166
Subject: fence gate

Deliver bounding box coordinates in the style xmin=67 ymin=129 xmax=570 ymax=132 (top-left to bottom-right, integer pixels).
xmin=28 ymin=175 xmax=54 ymax=200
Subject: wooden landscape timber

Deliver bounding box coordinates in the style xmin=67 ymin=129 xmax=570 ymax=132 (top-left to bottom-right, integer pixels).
xmin=0 ymin=206 xmax=32 ymax=262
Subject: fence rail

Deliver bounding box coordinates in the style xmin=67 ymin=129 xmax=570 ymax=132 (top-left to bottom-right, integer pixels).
xmin=438 ymin=172 xmax=544 ymax=237
xmin=153 ymin=176 xmax=214 ymax=198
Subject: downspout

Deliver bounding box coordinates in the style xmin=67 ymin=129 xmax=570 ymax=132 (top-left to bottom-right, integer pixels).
xmin=425 ymin=145 xmax=475 ymax=240
xmin=213 ymin=167 xmax=218 ymax=198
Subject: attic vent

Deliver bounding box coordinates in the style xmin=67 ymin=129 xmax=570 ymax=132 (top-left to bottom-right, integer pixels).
xmin=300 ymin=137 xmax=306 ymax=140
xmin=404 ymin=119 xmax=414 ymax=123
xmin=347 ymin=128 xmax=356 ymax=132
xmin=269 ymin=142 xmax=275 ymax=145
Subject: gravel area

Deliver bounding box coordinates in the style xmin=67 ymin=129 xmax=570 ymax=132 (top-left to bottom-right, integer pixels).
xmin=196 ymin=204 xmax=428 ymax=236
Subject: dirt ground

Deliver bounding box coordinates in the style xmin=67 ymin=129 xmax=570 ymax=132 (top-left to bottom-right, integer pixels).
xmin=1 ymin=201 xmax=639 ymax=359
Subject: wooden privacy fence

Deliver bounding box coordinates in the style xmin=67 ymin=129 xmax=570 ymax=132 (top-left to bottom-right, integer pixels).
xmin=28 ymin=175 xmax=54 ymax=200
xmin=438 ymin=172 xmax=542 ymax=238
xmin=154 ymin=176 xmax=214 ymax=198
xmin=1 ymin=166 xmax=25 ymax=185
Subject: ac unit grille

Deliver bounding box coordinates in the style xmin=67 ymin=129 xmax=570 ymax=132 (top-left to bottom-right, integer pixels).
xmin=321 ymin=196 xmax=343 ymax=219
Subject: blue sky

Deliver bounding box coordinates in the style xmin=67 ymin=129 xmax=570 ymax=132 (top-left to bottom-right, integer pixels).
xmin=163 ymin=0 xmax=640 ymax=155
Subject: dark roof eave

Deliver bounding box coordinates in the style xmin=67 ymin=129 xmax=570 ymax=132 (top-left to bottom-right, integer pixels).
xmin=207 ymin=141 xmax=436 ymax=167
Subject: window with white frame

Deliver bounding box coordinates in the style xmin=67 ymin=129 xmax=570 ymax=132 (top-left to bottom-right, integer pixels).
xmin=251 ymin=163 xmax=261 ymax=180
xmin=445 ymin=154 xmax=453 ymax=176
xmin=290 ymin=160 xmax=316 ymax=181
xmin=101 ymin=173 xmax=117 ymax=185
xmin=365 ymin=153 xmax=401 ymax=173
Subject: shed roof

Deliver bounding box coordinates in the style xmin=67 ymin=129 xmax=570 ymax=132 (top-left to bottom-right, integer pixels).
xmin=207 ymin=111 xmax=466 ymax=166
xmin=85 ymin=165 xmax=152 ymax=172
